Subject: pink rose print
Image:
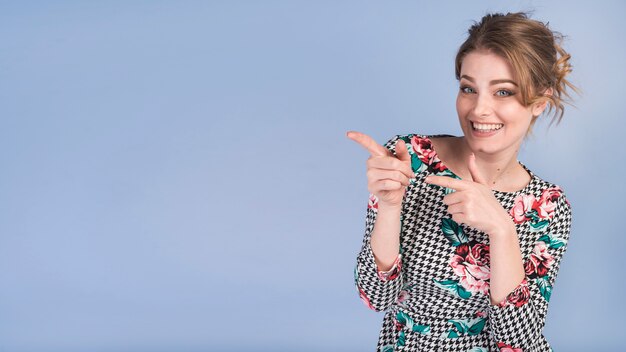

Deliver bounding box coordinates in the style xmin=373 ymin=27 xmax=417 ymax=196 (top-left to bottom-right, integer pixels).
xmin=524 ymin=241 xmax=555 ymax=278
xmin=510 ymin=194 xmax=536 ymax=223
xmin=368 ymin=193 xmax=379 ymax=210
xmin=536 ymin=186 xmax=562 ymax=219
xmin=394 ymin=319 xmax=403 ymax=332
xmin=509 ymin=187 xmax=563 ymax=225
xmin=497 ymin=342 xmax=523 ymax=352
xmin=397 ymin=290 xmax=409 ymax=305
xmin=411 ymin=135 xmax=436 ymax=164
xmin=450 ymin=241 xmax=491 ymax=295
xmin=497 ymin=278 xmax=530 ymax=308
xmin=377 ymin=255 xmax=402 ymax=281
xmin=410 ymin=135 xmax=446 ymax=172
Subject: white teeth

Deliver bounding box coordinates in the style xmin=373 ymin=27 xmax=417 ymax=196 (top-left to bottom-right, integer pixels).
xmin=472 ymin=122 xmax=503 ymax=131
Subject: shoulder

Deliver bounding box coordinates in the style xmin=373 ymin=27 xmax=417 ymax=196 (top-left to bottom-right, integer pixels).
xmin=530 ymin=173 xmax=571 ymax=206
xmin=510 ymin=172 xmax=572 ymax=237
xmin=526 ymin=173 xmax=573 ymax=223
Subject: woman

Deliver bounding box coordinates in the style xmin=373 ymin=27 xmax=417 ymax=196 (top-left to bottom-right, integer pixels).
xmin=347 ymin=12 xmax=577 ymax=352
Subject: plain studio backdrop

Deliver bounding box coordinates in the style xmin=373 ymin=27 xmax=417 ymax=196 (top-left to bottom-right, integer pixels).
xmin=1 ymin=1 xmax=624 ymax=351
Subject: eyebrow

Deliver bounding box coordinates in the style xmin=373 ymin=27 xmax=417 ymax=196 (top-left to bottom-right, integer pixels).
xmin=460 ymin=75 xmax=518 ymax=87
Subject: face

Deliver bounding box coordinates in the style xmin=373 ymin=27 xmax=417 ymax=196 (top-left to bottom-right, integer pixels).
xmin=456 ymin=49 xmax=547 ymax=156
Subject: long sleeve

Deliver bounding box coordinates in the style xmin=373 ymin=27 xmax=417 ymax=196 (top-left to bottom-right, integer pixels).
xmin=353 ymin=135 xmax=405 ymax=312
xmin=354 ymin=193 xmax=404 ymax=312
xmin=487 ymin=189 xmax=573 ymax=350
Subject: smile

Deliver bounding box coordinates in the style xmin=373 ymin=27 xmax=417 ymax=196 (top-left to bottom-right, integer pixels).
xmin=472 ymin=122 xmax=503 ymax=132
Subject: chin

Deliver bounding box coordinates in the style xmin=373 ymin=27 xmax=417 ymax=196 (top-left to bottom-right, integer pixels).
xmin=462 ymin=131 xmax=501 ymax=154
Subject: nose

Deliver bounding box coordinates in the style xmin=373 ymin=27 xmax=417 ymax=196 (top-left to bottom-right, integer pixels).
xmin=472 ymin=92 xmax=493 ymax=118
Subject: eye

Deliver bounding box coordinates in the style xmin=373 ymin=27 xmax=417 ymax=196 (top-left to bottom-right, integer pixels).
xmin=495 ymin=89 xmax=515 ymax=97
xmin=460 ymin=86 xmax=475 ymax=94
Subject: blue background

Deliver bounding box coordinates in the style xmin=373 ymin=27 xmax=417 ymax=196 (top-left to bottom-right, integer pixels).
xmin=1 ymin=1 xmax=625 ymax=351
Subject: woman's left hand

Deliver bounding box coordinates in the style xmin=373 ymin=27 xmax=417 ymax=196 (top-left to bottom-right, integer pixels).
xmin=424 ymin=153 xmax=515 ymax=236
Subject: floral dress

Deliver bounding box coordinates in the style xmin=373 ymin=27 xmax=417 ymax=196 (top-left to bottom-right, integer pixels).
xmin=354 ymin=133 xmax=573 ymax=352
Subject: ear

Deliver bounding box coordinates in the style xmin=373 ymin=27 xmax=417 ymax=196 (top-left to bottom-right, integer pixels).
xmin=531 ymin=87 xmax=553 ymax=117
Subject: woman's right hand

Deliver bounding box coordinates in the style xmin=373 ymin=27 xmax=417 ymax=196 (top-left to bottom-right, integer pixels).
xmin=347 ymin=131 xmax=414 ymax=208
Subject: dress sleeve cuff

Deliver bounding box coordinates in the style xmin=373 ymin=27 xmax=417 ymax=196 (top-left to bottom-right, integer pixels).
xmin=376 ymin=253 xmax=402 ymax=281
xmin=489 ymin=277 xmax=531 ymax=309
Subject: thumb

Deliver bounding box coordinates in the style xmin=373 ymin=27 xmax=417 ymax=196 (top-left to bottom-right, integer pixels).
xmin=467 ymin=152 xmax=488 ymax=185
xmin=395 ymin=140 xmax=411 ymax=163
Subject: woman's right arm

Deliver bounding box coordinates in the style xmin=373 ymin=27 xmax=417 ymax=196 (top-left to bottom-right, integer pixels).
xmin=354 ymin=194 xmax=405 ymax=312
xmin=348 ymin=132 xmax=413 ymax=312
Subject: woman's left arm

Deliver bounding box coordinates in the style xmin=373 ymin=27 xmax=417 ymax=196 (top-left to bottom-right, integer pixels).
xmin=424 ymin=154 xmax=573 ymax=349
xmin=487 ymin=192 xmax=572 ymax=349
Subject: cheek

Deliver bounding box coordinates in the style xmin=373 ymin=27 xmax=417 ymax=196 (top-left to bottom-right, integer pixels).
xmin=456 ymin=95 xmax=469 ymax=115
xmin=499 ymin=104 xmax=533 ymax=125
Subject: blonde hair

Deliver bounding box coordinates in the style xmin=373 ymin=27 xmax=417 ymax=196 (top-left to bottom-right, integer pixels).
xmin=455 ymin=12 xmax=579 ymax=136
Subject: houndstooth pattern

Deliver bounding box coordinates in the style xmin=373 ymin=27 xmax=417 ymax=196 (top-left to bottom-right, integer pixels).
xmin=354 ymin=133 xmax=573 ymax=352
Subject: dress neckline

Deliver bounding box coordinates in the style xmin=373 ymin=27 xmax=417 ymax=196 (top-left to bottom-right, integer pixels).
xmin=423 ymin=133 xmax=536 ymax=195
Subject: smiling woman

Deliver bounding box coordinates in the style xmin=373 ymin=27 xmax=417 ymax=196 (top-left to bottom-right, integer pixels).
xmin=347 ymin=11 xmax=578 ymax=352
xmin=455 ymin=50 xmax=545 ymax=159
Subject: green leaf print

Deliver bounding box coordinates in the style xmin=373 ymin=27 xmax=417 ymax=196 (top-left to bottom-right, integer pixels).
xmin=468 ymin=348 xmax=488 ymax=352
xmin=446 ymin=330 xmax=460 ymax=338
xmin=380 ymin=345 xmax=395 ymax=352
xmin=526 ymin=209 xmax=540 ymax=222
xmin=529 ymin=219 xmax=550 ymax=232
xmin=449 ymin=319 xmax=469 ymax=334
xmin=401 ymin=283 xmax=417 ymax=291
xmin=467 ymin=318 xmax=486 ymax=336
xmin=456 ymin=285 xmax=471 ymax=299
xmin=396 ymin=310 xmax=431 ymax=335
xmin=399 ymin=136 xmax=428 ymax=175
xmin=441 ymin=218 xmax=468 ymax=246
xmin=432 ymin=279 xmax=472 ymax=299
xmin=411 ymin=152 xmax=427 ymax=174
xmin=412 ymin=324 xmax=431 ymax=334
xmin=536 ymin=276 xmax=553 ymax=301
xmin=396 ymin=310 xmax=413 ymax=326
xmin=446 ymin=317 xmax=487 ymax=338
xmin=538 ymin=233 xmax=568 ymax=249
xmin=397 ymin=330 xmax=406 ymax=347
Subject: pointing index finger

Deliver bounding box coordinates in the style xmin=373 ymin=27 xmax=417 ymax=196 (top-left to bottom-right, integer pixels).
xmin=346 ymin=131 xmax=390 ymax=157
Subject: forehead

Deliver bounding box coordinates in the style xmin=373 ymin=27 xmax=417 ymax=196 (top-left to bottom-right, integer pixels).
xmin=460 ymin=50 xmax=516 ymax=81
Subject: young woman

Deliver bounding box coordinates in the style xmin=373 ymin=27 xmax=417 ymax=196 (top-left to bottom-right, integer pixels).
xmin=347 ymin=12 xmax=577 ymax=352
